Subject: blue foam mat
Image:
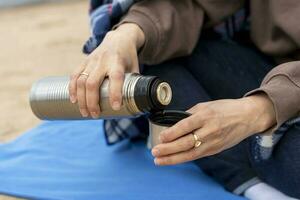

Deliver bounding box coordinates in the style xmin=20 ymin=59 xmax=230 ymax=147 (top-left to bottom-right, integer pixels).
xmin=0 ymin=120 xmax=245 ymax=200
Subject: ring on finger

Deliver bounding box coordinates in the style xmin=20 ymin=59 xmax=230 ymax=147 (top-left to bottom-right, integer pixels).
xmin=80 ymin=72 xmax=89 ymax=77
xmin=192 ymin=133 xmax=202 ymax=148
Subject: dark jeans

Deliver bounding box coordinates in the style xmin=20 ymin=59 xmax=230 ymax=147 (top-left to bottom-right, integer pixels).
xmin=142 ymin=36 xmax=300 ymax=198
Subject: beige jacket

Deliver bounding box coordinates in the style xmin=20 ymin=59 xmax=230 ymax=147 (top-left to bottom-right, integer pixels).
xmin=117 ymin=0 xmax=300 ymax=132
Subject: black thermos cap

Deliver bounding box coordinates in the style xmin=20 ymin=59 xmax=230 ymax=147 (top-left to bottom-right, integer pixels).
xmin=134 ymin=76 xmax=168 ymax=113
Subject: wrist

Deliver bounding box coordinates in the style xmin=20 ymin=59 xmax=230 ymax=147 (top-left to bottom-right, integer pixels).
xmin=115 ymin=23 xmax=145 ymax=49
xmin=241 ymin=93 xmax=276 ymax=134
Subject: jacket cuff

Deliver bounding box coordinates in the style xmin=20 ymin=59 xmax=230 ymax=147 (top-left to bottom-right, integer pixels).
xmin=233 ymin=177 xmax=262 ymax=195
xmin=113 ymin=10 xmax=161 ymax=64
xmin=245 ymin=74 xmax=300 ymax=134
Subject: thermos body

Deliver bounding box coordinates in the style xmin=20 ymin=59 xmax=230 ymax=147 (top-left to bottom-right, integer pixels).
xmin=30 ymin=73 xmax=172 ymax=120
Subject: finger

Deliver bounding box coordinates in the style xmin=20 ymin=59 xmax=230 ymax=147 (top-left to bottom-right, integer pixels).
xmin=76 ymin=65 xmax=94 ymax=117
xmin=108 ymin=59 xmax=125 ymax=111
xmin=69 ymin=60 xmax=87 ymax=103
xmin=130 ymin=51 xmax=140 ymax=73
xmin=160 ymin=114 xmax=203 ymax=143
xmin=152 ymin=133 xmax=195 ymax=157
xmin=193 ymin=126 xmax=216 ymax=143
xmin=186 ymin=105 xmax=198 ymax=114
xmin=86 ymin=65 xmax=106 ymax=118
xmin=186 ymin=102 xmax=207 ymax=114
xmin=154 ymin=142 xmax=211 ymax=166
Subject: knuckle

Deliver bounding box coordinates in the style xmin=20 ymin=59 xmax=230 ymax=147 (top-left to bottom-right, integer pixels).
xmin=86 ymin=79 xmax=98 ymax=91
xmin=110 ymin=70 xmax=124 ymax=80
xmin=178 ymin=120 xmax=190 ymax=131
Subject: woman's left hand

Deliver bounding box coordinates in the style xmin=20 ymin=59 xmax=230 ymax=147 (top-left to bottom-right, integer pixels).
xmin=152 ymin=94 xmax=276 ymax=166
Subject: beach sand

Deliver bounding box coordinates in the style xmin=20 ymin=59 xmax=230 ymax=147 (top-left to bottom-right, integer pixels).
xmin=0 ymin=0 xmax=89 ymax=199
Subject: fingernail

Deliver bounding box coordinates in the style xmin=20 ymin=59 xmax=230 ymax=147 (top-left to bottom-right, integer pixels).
xmin=112 ymin=101 xmax=121 ymax=111
xmin=80 ymin=109 xmax=89 ymax=117
xmin=70 ymin=95 xmax=76 ymax=103
xmin=90 ymin=111 xmax=99 ymax=119
xmin=152 ymin=148 xmax=159 ymax=157
xmin=154 ymin=158 xmax=160 ymax=166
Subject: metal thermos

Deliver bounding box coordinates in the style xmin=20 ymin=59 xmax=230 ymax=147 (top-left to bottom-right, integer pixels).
xmin=30 ymin=73 xmax=172 ymax=120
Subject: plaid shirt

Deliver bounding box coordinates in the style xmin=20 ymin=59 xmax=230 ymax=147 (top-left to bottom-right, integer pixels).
xmin=85 ymin=0 xmax=300 ymax=161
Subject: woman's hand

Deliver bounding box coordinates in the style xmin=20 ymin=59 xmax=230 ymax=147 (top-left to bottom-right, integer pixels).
xmin=152 ymin=94 xmax=276 ymax=166
xmin=69 ymin=23 xmax=145 ymax=118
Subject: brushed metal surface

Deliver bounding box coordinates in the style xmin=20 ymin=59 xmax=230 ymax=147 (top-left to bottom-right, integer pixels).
xmin=30 ymin=74 xmax=142 ymax=120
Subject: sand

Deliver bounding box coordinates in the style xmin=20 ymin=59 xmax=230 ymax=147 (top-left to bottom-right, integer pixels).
xmin=0 ymin=1 xmax=89 ymax=199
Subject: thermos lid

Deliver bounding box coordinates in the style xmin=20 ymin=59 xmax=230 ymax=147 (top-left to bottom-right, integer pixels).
xmin=134 ymin=76 xmax=172 ymax=113
xmin=149 ymin=110 xmax=191 ymax=127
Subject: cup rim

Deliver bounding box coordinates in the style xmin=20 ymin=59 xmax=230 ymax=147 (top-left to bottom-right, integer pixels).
xmin=149 ymin=110 xmax=191 ymax=126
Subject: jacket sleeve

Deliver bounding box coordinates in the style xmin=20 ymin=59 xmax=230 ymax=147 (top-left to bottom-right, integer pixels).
xmin=245 ymin=61 xmax=300 ymax=133
xmin=115 ymin=0 xmax=245 ymax=65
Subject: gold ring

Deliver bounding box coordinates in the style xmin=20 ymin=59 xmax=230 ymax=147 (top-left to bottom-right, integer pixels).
xmin=193 ymin=133 xmax=199 ymax=141
xmin=192 ymin=133 xmax=202 ymax=148
xmin=80 ymin=72 xmax=89 ymax=77
xmin=195 ymin=140 xmax=202 ymax=148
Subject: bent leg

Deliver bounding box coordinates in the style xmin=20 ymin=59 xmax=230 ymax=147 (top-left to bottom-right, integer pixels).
xmin=251 ymin=124 xmax=300 ymax=198
xmin=143 ymin=58 xmax=210 ymax=110
xmin=186 ymin=35 xmax=274 ymax=99
xmin=195 ymin=139 xmax=259 ymax=194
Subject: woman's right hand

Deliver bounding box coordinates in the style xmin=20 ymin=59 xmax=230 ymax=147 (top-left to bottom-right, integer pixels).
xmin=69 ymin=23 xmax=145 ymax=118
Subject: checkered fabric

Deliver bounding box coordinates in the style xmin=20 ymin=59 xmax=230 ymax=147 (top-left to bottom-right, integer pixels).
xmin=83 ymin=0 xmax=137 ymax=54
